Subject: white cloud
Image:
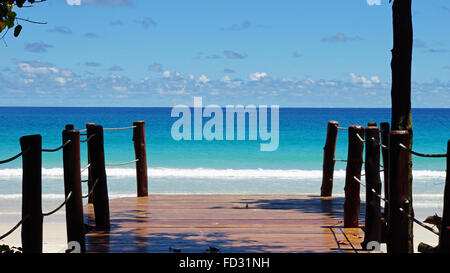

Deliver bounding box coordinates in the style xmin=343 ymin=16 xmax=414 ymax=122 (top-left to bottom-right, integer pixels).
xmin=198 ymin=74 xmax=210 ymax=84
xmin=162 ymin=71 xmax=171 ymax=78
xmin=55 ymin=77 xmax=67 ymax=85
xmin=67 ymin=0 xmax=132 ymax=6
xmin=66 ymin=0 xmax=81 ymax=5
xmin=220 ymin=75 xmax=231 ymax=83
xmin=113 ymin=86 xmax=127 ymax=92
xmin=3 ymin=59 xmax=449 ymax=107
xmin=349 ymin=73 xmax=380 ymax=88
xmin=248 ymin=72 xmax=267 ymax=81
xmin=366 ymin=0 xmax=381 ymax=6
xmin=18 ymin=62 xmax=58 ymax=75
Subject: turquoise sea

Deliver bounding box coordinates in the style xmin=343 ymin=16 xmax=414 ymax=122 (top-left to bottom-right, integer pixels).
xmin=0 ymin=107 xmax=448 ymax=214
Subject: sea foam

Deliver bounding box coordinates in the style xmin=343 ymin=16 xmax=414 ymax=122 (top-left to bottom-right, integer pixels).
xmin=0 ymin=168 xmax=445 ymax=180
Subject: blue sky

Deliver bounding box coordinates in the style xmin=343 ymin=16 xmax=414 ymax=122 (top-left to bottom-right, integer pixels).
xmin=0 ymin=0 xmax=449 ymax=107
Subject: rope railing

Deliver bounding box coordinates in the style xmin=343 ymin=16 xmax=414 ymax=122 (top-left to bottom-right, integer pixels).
xmin=399 ymin=143 xmax=447 ymax=158
xmin=80 ymin=134 xmax=96 ymax=143
xmin=79 ymin=125 xmax=136 ymax=133
xmin=361 ymin=169 xmax=384 ymax=177
xmin=353 ymin=176 xmax=440 ymax=236
xmin=105 ymin=159 xmax=139 ymax=167
xmin=333 ymin=159 xmax=347 ymax=162
xmin=356 ymin=133 xmax=365 ymax=143
xmin=82 ymin=178 xmax=99 ymax=199
xmin=337 ymin=127 xmax=348 ymax=130
xmin=81 ymin=163 xmax=90 ymax=173
xmin=0 ymin=150 xmax=26 ymax=165
xmin=103 ymin=126 xmax=136 ymax=131
xmin=42 ymin=140 xmax=71 ymax=153
xmin=42 ymin=191 xmax=72 ymax=217
xmin=370 ymin=137 xmax=389 ymax=150
xmin=0 ymin=215 xmax=30 ymax=241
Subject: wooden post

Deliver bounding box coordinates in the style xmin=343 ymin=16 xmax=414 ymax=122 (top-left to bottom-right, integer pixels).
xmin=440 ymin=140 xmax=450 ymax=253
xmin=368 ymin=122 xmax=377 ymax=127
xmin=133 ymin=121 xmax=148 ymax=197
xmin=321 ymin=121 xmax=339 ymax=197
xmin=86 ymin=123 xmax=95 ymax=204
xmin=62 ymin=129 xmax=86 ymax=252
xmin=380 ymin=122 xmax=390 ymax=243
xmin=344 ymin=126 xmax=364 ymax=228
xmin=65 ymin=124 xmax=74 ymax=130
xmin=362 ymin=126 xmax=382 ymax=248
xmin=391 ymin=0 xmax=414 ymax=253
xmin=87 ymin=125 xmax=110 ymax=229
xmin=20 ymin=135 xmax=43 ymax=253
xmin=387 ymin=130 xmax=411 ymax=253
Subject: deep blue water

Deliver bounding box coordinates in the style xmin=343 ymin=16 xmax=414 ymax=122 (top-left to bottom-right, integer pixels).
xmin=0 ymin=107 xmax=448 ymax=169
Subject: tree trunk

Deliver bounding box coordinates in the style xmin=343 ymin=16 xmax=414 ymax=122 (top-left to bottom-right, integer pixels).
xmin=391 ymin=0 xmax=414 ymax=252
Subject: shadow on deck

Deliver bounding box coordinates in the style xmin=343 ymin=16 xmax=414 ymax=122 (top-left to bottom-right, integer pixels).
xmin=84 ymin=195 xmax=366 ymax=253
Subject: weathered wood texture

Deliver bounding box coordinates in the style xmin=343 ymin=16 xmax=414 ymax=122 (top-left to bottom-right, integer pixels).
xmin=380 ymin=122 xmax=390 ymax=229
xmin=321 ymin=121 xmax=339 ymax=197
xmin=85 ymin=195 xmax=368 ymax=253
xmin=87 ymin=125 xmax=110 ymax=229
xmin=362 ymin=126 xmax=382 ymax=249
xmin=62 ymin=129 xmax=86 ymax=252
xmin=344 ymin=126 xmax=364 ymax=228
xmin=387 ymin=130 xmax=411 ymax=253
xmin=133 ymin=121 xmax=148 ymax=197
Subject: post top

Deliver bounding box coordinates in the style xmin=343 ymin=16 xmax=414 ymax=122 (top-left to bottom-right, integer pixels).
xmin=390 ymin=130 xmax=409 ymax=135
xmin=349 ymin=125 xmax=364 ymax=130
xmin=365 ymin=126 xmax=379 ymax=130
xmin=328 ymin=121 xmax=339 ymax=125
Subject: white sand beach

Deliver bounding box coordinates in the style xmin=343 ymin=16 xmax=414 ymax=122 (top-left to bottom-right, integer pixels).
xmin=0 ymin=215 xmax=67 ymax=253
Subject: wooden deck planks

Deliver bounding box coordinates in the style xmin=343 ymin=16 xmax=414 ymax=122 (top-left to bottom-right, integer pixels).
xmin=85 ymin=194 xmax=366 ymax=253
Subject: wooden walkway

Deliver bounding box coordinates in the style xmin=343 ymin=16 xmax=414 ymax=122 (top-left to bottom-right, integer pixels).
xmin=84 ymin=195 xmax=367 ymax=253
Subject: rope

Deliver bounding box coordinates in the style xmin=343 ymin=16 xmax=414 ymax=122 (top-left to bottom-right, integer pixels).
xmin=353 ymin=176 xmax=439 ymax=236
xmin=80 ymin=134 xmax=96 ymax=143
xmin=360 ymin=169 xmax=384 ymax=177
xmin=42 ymin=140 xmax=71 ymax=153
xmin=399 ymin=144 xmax=447 ymax=158
xmin=0 ymin=215 xmax=29 ymax=241
xmin=42 ymin=192 xmax=72 ymax=217
xmin=81 ymin=179 xmax=89 ymax=183
xmin=337 ymin=127 xmax=348 ymax=130
xmin=398 ymin=207 xmax=440 ymax=236
xmin=103 ymin=126 xmax=136 ymax=131
xmin=81 ymin=163 xmax=90 ymax=173
xmin=105 ymin=159 xmax=138 ymax=166
xmin=353 ymin=176 xmax=387 ymax=202
xmin=356 ymin=133 xmax=365 ymax=143
xmin=0 ymin=151 xmax=24 ymax=165
xmin=79 ymin=125 xmax=135 ymax=133
xmin=370 ymin=137 xmax=389 ymax=150
xmin=82 ymin=178 xmax=99 ymax=199
xmin=334 ymin=159 xmax=347 ymax=162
